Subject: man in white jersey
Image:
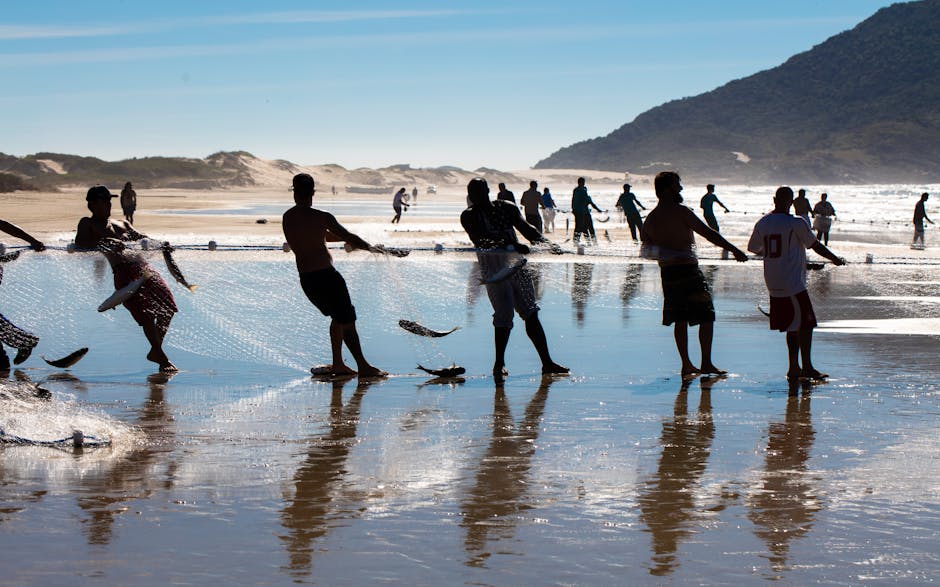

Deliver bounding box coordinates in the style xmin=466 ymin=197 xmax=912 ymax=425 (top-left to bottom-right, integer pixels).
xmin=747 ymin=186 xmax=845 ymax=381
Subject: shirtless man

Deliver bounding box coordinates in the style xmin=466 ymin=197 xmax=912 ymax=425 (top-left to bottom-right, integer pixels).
xmin=75 ymin=186 xmax=178 ymax=371
xmin=461 ymin=178 xmax=568 ymax=384
xmin=912 ymin=192 xmax=934 ymax=249
xmin=0 ymin=220 xmax=45 ymax=369
xmin=284 ymin=173 xmax=385 ymax=378
xmin=641 ymin=172 xmax=747 ymax=377
xmin=748 ymin=187 xmax=846 ymax=380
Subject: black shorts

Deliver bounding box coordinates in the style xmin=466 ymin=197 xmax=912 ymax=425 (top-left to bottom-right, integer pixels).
xmin=769 ymin=290 xmax=817 ymax=332
xmin=299 ymin=267 xmax=357 ymax=324
xmin=660 ymin=264 xmax=715 ymax=326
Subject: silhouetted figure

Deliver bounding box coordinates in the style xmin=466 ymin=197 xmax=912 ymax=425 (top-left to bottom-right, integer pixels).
xmin=616 ymin=183 xmax=646 ymax=242
xmin=541 ymin=187 xmax=557 ymax=233
xmin=460 ymin=379 xmax=553 ymax=567
xmin=748 ymin=382 xmax=819 ymax=575
xmin=571 ymin=177 xmax=603 ymax=245
xmin=75 ymin=186 xmax=178 ymax=372
xmin=391 ymin=187 xmax=409 ymax=224
xmin=280 ymin=377 xmax=375 ymax=578
xmin=0 ymin=220 xmax=44 ymax=369
xmin=793 ymin=189 xmax=813 ymax=226
xmin=700 ymin=184 xmax=730 ymax=259
xmin=811 ymin=193 xmax=836 ymax=245
xmin=637 ymin=376 xmax=717 ymax=576
xmin=284 ymin=173 xmax=386 ymax=378
xmin=520 ymin=180 xmax=544 ymax=233
xmin=747 ymin=186 xmax=845 ymax=380
xmin=119 ymin=181 xmax=137 ymax=224
xmin=496 ymin=182 xmax=516 ymax=204
xmin=912 ymin=192 xmax=933 ymax=249
xmin=641 ymin=172 xmax=747 ymax=377
xmin=460 ymin=178 xmax=568 ymax=383
xmin=411 ymin=185 xmax=418 ymax=204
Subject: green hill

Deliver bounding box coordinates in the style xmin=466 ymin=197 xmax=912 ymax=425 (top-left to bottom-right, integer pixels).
xmin=535 ymin=0 xmax=940 ymax=184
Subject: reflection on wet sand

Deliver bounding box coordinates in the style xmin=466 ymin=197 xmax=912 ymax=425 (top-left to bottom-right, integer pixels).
xmin=748 ymin=380 xmax=820 ymax=575
xmin=620 ymin=264 xmax=642 ymax=321
xmin=460 ymin=377 xmax=555 ymax=567
xmin=76 ymin=372 xmax=178 ymax=545
xmin=637 ymin=376 xmax=718 ymax=576
xmin=571 ymin=263 xmax=594 ymax=326
xmin=279 ymin=376 xmax=376 ymax=578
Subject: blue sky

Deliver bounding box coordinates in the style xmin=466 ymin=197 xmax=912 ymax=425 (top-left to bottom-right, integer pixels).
xmin=1 ymin=1 xmax=898 ymax=170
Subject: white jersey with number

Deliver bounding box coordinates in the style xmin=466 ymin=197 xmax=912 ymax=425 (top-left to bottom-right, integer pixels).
xmin=747 ymin=213 xmax=818 ymax=297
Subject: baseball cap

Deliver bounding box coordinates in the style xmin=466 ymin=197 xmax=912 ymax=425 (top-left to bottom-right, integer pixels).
xmin=86 ymin=185 xmax=117 ymax=201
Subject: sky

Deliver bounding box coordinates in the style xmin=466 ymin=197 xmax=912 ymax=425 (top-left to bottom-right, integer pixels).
xmin=1 ymin=0 xmax=901 ymax=171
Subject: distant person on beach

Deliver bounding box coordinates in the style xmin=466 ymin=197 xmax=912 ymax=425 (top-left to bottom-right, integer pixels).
xmin=391 ymin=187 xmax=409 ymax=224
xmin=616 ymin=183 xmax=646 ymax=242
xmin=284 ymin=173 xmax=386 ymax=378
xmin=120 ymin=181 xmax=137 ymax=225
xmin=571 ymin=177 xmax=604 ymax=245
xmin=460 ymin=177 xmax=568 ymax=384
xmin=412 ymin=186 xmax=418 ymax=204
xmin=74 ymin=186 xmax=178 ymax=372
xmin=520 ymin=180 xmax=544 ymax=233
xmin=497 ymin=183 xmax=516 ymax=205
xmin=640 ymin=171 xmax=747 ymax=377
xmin=700 ymin=184 xmax=730 ymax=259
xmin=793 ymin=189 xmax=813 ymax=226
xmin=811 ymin=193 xmax=836 ymax=245
xmin=912 ymin=192 xmax=933 ymax=249
xmin=747 ymin=186 xmax=846 ymax=381
xmin=0 ymin=220 xmax=45 ymax=369
xmin=541 ymin=187 xmax=557 ymax=233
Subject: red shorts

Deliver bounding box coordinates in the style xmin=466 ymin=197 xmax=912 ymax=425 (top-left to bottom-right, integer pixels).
xmin=113 ymin=262 xmax=178 ymax=327
xmin=769 ymin=290 xmax=817 ymax=332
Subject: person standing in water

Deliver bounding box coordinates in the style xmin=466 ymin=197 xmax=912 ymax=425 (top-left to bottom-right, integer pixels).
xmin=461 ymin=178 xmax=568 ymax=384
xmin=0 ymin=220 xmax=45 ymax=369
xmin=520 ymin=180 xmax=544 ymax=233
xmin=748 ymin=186 xmax=846 ymax=381
xmin=793 ymin=189 xmax=813 ymax=226
xmin=74 ymin=186 xmax=178 ymax=372
xmin=912 ymin=192 xmax=934 ymax=249
xmin=616 ymin=183 xmax=646 ymax=242
xmin=120 ymin=181 xmax=137 ymax=224
xmin=641 ymin=172 xmax=747 ymax=377
xmin=284 ymin=173 xmax=386 ymax=379
xmin=571 ymin=177 xmax=603 ymax=245
xmin=391 ymin=187 xmax=409 ymax=224
xmin=811 ymin=193 xmax=836 ymax=245
xmin=700 ymin=184 xmax=731 ymax=259
xmin=541 ymin=187 xmax=557 ymax=233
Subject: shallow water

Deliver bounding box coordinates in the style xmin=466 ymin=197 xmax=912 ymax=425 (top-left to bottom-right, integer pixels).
xmin=2 ymin=251 xmax=940 ymax=585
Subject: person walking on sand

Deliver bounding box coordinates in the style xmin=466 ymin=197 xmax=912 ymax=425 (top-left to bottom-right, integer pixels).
xmin=74 ymin=186 xmax=178 ymax=372
xmin=120 ymin=182 xmax=137 ymax=225
xmin=461 ymin=178 xmax=568 ymax=384
xmin=391 ymin=187 xmax=409 ymax=224
xmin=700 ymin=184 xmax=731 ymax=259
xmin=0 ymin=220 xmax=45 ymax=369
xmin=616 ymin=183 xmax=646 ymax=242
xmin=793 ymin=189 xmax=813 ymax=226
xmin=520 ymin=180 xmax=544 ymax=233
xmin=284 ymin=173 xmax=386 ymax=378
xmin=572 ymin=177 xmax=604 ymax=245
xmin=497 ymin=182 xmax=516 ymax=205
xmin=541 ymin=187 xmax=557 ymax=233
xmin=811 ymin=193 xmax=837 ymax=245
xmin=640 ymin=172 xmax=748 ymax=377
xmin=748 ymin=186 xmax=846 ymax=381
xmin=912 ymin=192 xmax=933 ymax=249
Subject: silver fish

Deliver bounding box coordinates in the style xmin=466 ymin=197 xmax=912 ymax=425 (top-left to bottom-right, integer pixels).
xmin=162 ymin=242 xmax=197 ymax=292
xmin=399 ymin=320 xmax=460 ymax=338
xmin=417 ymin=364 xmax=466 ymax=378
xmin=42 ymin=347 xmax=89 ymax=369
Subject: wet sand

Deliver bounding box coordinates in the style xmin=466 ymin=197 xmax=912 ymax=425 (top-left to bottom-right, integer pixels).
xmin=2 ymin=251 xmax=940 ymax=584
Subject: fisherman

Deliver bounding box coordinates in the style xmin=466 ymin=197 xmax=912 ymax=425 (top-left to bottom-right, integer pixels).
xmin=571 ymin=177 xmax=604 ymax=245
xmin=284 ymin=173 xmax=386 ymax=378
xmin=748 ymin=186 xmax=846 ymax=380
xmin=793 ymin=189 xmax=813 ymax=226
xmin=616 ymin=183 xmax=646 ymax=242
xmin=520 ymin=180 xmax=544 ymax=233
xmin=0 ymin=219 xmax=45 ymax=369
xmin=120 ymin=181 xmax=137 ymax=224
xmin=74 ymin=185 xmax=178 ymax=372
xmin=641 ymin=172 xmax=747 ymax=377
xmin=391 ymin=187 xmax=409 ymax=224
xmin=700 ymin=184 xmax=730 ymax=259
xmin=461 ymin=178 xmax=568 ymax=384
xmin=811 ymin=193 xmax=837 ymax=245
xmin=912 ymin=192 xmax=934 ymax=249
xmin=541 ymin=187 xmax=557 ymax=233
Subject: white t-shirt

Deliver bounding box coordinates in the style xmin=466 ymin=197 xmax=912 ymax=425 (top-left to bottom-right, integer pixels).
xmin=747 ymin=212 xmax=818 ymax=297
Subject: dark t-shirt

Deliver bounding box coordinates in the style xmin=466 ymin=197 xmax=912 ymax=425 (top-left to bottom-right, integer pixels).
xmin=496 ymin=189 xmax=516 ymax=204
xmin=461 ymin=200 xmax=541 ymax=249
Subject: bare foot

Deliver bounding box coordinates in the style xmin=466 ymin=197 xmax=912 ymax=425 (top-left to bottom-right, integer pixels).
xmin=542 ymin=362 xmax=570 ymax=375
xmin=700 ymin=364 xmax=728 ymax=376
xmin=786 ymin=369 xmax=801 ymax=381
xmin=800 ymin=368 xmax=828 ymax=380
xmin=493 ymin=364 xmax=508 ymax=384
xmin=160 ymin=361 xmax=179 ymax=373
xmin=357 ymin=365 xmax=387 ymax=379
xmin=681 ymin=364 xmax=701 ymax=378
